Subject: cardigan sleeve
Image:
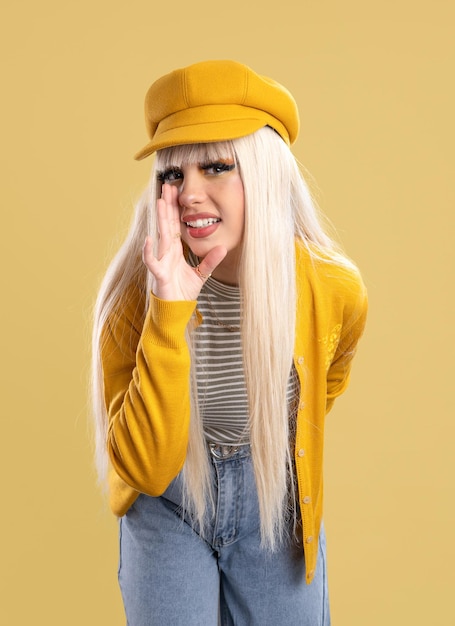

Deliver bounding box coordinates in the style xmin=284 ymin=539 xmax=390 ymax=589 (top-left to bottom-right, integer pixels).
xmin=101 ymin=291 xmax=197 ymax=495
xmin=326 ymin=273 xmax=368 ymax=413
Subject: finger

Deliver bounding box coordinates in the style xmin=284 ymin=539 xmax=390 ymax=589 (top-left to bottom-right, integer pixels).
xmin=143 ymin=236 xmax=172 ymax=284
xmin=155 ymin=197 xmax=169 ymax=259
xmin=195 ymin=245 xmax=228 ymax=280
xmin=142 ymin=236 xmax=157 ymax=273
xmin=164 ymin=184 xmax=182 ymax=239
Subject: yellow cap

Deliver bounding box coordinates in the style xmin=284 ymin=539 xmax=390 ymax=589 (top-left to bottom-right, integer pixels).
xmin=134 ymin=60 xmax=299 ymax=160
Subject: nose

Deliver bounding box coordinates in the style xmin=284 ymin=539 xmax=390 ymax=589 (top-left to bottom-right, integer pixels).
xmin=177 ymin=166 xmax=206 ymax=208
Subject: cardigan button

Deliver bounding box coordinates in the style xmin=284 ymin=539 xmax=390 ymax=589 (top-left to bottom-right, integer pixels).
xmin=302 ymin=496 xmax=311 ymax=504
xmin=297 ymin=356 xmax=304 ymax=365
xmin=306 ymin=535 xmax=314 ymax=543
xmin=299 ymin=401 xmax=305 ymax=410
xmin=297 ymin=449 xmax=305 ymax=457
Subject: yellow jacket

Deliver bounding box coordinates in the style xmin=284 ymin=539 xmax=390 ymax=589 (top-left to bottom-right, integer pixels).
xmin=102 ymin=242 xmax=368 ymax=584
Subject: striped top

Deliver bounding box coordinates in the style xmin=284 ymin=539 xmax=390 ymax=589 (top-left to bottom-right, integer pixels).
xmin=195 ymin=277 xmax=298 ymax=445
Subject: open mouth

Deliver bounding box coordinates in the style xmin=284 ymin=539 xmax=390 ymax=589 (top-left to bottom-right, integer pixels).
xmin=184 ymin=217 xmax=221 ymax=229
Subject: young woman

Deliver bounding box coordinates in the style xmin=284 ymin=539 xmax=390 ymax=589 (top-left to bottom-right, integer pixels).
xmin=92 ymin=60 xmax=367 ymax=625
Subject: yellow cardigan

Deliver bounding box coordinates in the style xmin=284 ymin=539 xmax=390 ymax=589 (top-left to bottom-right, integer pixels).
xmin=102 ymin=242 xmax=368 ymax=584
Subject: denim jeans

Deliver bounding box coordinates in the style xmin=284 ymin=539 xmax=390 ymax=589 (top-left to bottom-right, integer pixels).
xmin=118 ymin=445 xmax=330 ymax=625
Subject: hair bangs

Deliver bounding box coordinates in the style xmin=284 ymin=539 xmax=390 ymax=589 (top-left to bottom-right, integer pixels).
xmin=156 ymin=141 xmax=235 ymax=170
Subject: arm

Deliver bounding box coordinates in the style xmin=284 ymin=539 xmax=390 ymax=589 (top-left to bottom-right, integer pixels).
xmin=102 ymin=184 xmax=226 ymax=495
xmin=326 ymin=277 xmax=368 ymax=413
xmin=102 ymin=292 xmax=197 ymax=495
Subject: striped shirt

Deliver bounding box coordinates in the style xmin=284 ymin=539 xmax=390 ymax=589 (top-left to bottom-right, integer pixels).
xmin=195 ymin=277 xmax=298 ymax=445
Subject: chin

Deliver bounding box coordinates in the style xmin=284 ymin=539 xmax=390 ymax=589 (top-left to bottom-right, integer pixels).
xmin=186 ymin=240 xmax=215 ymax=258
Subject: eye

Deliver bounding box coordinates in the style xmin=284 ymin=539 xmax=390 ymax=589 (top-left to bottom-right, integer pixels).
xmin=157 ymin=167 xmax=183 ymax=184
xmin=200 ymin=161 xmax=236 ymax=175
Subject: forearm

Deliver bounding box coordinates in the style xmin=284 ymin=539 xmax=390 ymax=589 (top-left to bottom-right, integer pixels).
xmin=105 ymin=295 xmax=197 ymax=495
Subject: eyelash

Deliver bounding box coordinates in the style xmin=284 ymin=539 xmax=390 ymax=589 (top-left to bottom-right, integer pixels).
xmin=201 ymin=161 xmax=235 ymax=175
xmin=157 ymin=167 xmax=182 ymax=183
xmin=157 ymin=161 xmax=235 ymax=183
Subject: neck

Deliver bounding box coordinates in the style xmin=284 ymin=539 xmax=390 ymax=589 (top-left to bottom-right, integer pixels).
xmin=211 ymin=249 xmax=240 ymax=286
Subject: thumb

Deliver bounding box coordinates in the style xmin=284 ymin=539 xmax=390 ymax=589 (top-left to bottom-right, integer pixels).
xmin=196 ymin=245 xmax=228 ymax=279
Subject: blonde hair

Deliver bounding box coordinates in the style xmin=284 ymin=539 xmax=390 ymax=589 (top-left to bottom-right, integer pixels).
xmin=92 ymin=126 xmax=353 ymax=549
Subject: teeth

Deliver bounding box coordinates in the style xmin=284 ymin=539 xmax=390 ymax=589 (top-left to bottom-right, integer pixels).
xmin=186 ymin=218 xmax=220 ymax=228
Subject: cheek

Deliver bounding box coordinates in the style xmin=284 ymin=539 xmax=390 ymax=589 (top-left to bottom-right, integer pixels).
xmin=232 ymin=179 xmax=245 ymax=213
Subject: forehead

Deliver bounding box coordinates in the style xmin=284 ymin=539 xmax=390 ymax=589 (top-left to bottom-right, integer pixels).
xmin=156 ymin=141 xmax=235 ymax=169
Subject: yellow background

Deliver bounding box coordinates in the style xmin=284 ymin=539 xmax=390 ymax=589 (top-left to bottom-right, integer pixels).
xmin=1 ymin=1 xmax=453 ymax=624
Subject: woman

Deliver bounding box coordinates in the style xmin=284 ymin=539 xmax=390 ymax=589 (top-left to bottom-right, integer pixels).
xmin=92 ymin=60 xmax=367 ymax=625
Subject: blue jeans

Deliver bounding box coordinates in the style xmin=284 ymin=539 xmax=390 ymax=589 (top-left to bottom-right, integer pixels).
xmin=118 ymin=445 xmax=330 ymax=625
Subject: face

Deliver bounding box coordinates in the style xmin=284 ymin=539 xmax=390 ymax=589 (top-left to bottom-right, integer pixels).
xmin=157 ymin=155 xmax=245 ymax=282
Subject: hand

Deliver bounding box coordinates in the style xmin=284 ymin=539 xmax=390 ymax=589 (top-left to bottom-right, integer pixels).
xmin=142 ymin=184 xmax=227 ymax=301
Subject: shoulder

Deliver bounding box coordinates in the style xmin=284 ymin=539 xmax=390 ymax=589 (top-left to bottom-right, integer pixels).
xmin=295 ymin=239 xmax=368 ymax=320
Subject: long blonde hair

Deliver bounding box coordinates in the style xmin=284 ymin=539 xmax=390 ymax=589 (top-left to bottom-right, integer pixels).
xmin=92 ymin=126 xmax=352 ymax=548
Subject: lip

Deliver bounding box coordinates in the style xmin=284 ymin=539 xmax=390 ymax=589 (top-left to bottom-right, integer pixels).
xmin=182 ymin=212 xmax=221 ymax=239
xmin=185 ymin=221 xmax=220 ymax=239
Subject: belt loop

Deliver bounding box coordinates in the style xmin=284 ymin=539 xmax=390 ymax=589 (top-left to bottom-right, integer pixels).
xmin=208 ymin=442 xmax=241 ymax=459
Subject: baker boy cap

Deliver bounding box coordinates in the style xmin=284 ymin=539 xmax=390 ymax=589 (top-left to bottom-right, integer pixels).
xmin=134 ymin=60 xmax=300 ymax=160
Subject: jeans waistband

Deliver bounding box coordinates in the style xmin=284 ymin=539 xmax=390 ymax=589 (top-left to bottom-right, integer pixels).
xmin=207 ymin=441 xmax=250 ymax=460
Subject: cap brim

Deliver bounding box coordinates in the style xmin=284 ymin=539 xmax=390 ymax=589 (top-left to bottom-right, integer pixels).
xmin=134 ymin=109 xmax=290 ymax=160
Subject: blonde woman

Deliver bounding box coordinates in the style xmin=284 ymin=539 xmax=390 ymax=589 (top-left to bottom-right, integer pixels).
xmin=92 ymin=60 xmax=368 ymax=625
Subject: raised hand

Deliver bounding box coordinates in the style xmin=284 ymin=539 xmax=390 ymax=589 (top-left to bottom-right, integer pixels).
xmin=142 ymin=184 xmax=227 ymax=301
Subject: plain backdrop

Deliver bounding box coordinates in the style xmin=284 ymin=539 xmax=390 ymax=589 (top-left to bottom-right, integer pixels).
xmin=1 ymin=1 xmax=454 ymax=624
